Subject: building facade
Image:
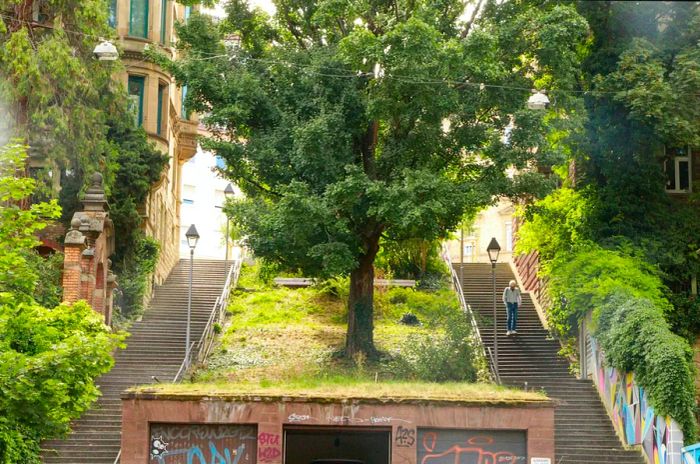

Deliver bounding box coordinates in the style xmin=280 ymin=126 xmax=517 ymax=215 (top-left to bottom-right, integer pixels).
xmin=111 ymin=0 xmax=199 ymax=283
xmin=446 ymin=199 xmax=516 ymax=264
xmin=179 ymin=147 xmax=243 ymax=260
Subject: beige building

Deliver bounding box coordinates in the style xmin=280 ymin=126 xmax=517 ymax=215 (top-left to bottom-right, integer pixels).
xmin=446 ymin=199 xmax=515 ymax=264
xmin=110 ymin=0 xmax=199 ymax=283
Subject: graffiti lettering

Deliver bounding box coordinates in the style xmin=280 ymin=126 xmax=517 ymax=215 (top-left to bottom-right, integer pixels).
xmin=258 ymin=447 xmax=282 ymax=461
xmin=257 ymin=433 xmax=280 ymax=446
xmin=151 ymin=441 xmax=246 ymax=464
xmin=395 ymin=426 xmax=416 ymax=447
xmin=287 ymin=413 xmax=312 ymax=423
xmin=152 ymin=424 xmax=256 ymax=442
xmin=257 ymin=432 xmax=281 ymax=462
xmin=418 ymin=430 xmax=526 ymax=464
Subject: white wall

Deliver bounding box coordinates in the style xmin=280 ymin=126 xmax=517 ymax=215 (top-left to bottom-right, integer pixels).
xmin=179 ymin=146 xmax=242 ymax=260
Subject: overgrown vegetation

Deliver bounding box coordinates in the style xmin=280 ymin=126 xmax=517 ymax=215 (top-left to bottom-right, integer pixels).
xmin=191 ymin=262 xmax=487 ymax=387
xmin=0 ymin=143 xmax=123 ymax=463
xmin=596 ymin=292 xmax=697 ymax=442
xmin=517 ymin=193 xmax=698 ymax=440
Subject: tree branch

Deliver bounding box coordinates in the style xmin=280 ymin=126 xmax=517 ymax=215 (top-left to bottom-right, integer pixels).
xmin=461 ymin=0 xmax=484 ymax=39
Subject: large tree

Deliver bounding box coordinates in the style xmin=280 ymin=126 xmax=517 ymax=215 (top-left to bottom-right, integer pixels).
xmin=162 ymin=0 xmax=588 ymax=357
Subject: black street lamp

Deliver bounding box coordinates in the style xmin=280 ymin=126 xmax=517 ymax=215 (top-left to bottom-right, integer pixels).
xmin=487 ymin=237 xmax=501 ymax=377
xmin=185 ymin=224 xmax=200 ymax=367
xmin=223 ymin=183 xmax=235 ymax=263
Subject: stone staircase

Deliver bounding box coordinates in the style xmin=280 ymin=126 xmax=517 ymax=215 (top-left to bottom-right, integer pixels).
xmin=41 ymin=259 xmax=231 ymax=464
xmin=456 ymin=263 xmax=645 ymax=464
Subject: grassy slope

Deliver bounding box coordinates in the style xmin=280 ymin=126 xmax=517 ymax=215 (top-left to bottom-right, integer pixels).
xmin=143 ymin=264 xmax=545 ymax=403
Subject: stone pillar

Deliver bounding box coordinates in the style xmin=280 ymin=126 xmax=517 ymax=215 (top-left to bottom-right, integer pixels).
xmin=62 ymin=217 xmax=86 ymax=304
xmin=60 ymin=172 xmax=115 ymax=325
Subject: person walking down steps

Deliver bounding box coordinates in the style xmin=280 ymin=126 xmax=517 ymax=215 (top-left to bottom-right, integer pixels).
xmin=502 ymin=280 xmax=522 ymax=336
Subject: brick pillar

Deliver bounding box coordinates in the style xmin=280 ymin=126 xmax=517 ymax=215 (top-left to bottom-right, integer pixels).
xmin=62 ymin=217 xmax=86 ymax=304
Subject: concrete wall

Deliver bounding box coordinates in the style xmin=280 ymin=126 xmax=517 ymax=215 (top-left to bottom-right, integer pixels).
xmin=121 ymin=394 xmax=555 ymax=464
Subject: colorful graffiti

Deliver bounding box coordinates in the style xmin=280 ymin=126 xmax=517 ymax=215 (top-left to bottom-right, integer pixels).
xmin=418 ymin=429 xmax=526 ymax=464
xmin=149 ymin=424 xmax=257 ymax=464
xmin=589 ymin=336 xmax=683 ymax=464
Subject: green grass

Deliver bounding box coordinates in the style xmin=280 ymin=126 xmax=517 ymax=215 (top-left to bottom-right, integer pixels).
xmin=131 ymin=379 xmax=547 ymax=404
xmin=161 ymin=262 xmax=526 ymax=399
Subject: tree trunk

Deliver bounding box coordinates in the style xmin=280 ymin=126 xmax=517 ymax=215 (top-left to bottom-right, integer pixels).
xmin=346 ymin=234 xmax=381 ymax=359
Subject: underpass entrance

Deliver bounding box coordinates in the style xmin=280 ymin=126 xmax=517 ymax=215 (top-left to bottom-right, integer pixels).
xmin=284 ymin=426 xmax=391 ymax=464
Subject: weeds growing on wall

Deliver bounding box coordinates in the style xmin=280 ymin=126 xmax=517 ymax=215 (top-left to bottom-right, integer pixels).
xmin=113 ymin=236 xmax=160 ymax=320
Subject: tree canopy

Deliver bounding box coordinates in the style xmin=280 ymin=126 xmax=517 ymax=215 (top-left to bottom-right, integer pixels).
xmin=160 ymin=0 xmax=589 ymax=357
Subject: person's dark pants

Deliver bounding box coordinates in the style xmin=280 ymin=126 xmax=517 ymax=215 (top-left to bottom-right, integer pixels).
xmin=506 ymin=302 xmax=518 ymax=332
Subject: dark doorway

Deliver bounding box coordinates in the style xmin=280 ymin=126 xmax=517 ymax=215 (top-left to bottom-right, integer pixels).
xmin=285 ymin=427 xmax=391 ymax=464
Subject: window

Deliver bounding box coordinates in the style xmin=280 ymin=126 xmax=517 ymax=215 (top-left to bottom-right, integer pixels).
xmin=181 ymin=85 xmax=189 ymax=120
xmin=184 ymin=5 xmax=192 ymax=22
xmin=157 ymin=83 xmax=167 ymax=135
xmin=215 ymin=156 xmax=225 ymax=169
xmin=665 ymin=146 xmax=691 ymax=193
xmin=127 ymin=75 xmax=145 ymax=127
xmin=129 ymin=0 xmax=149 ymax=38
xmin=160 ymin=0 xmax=167 ymax=44
xmin=182 ymin=198 xmax=194 ymax=205
xmin=108 ymin=0 xmax=117 ymax=28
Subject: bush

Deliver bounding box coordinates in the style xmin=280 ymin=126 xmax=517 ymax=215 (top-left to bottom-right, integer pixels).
xmin=375 ymin=238 xmax=448 ymax=280
xmin=546 ymin=246 xmax=671 ymax=338
xmin=595 ymin=292 xmax=697 ymax=441
xmin=0 ymin=298 xmax=124 ymax=462
xmin=113 ymin=236 xmax=159 ymax=320
xmin=390 ymin=314 xmax=485 ymax=382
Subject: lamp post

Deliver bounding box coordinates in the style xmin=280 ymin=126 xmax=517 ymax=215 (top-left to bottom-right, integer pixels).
xmin=185 ymin=224 xmax=200 ymax=367
xmin=223 ymin=183 xmax=235 ymax=263
xmin=487 ymin=237 xmax=501 ymax=377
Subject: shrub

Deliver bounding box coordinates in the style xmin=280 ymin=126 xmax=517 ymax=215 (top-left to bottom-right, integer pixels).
xmin=595 ymin=292 xmax=697 ymax=441
xmin=390 ymin=313 xmax=485 ymax=382
xmin=546 ymin=246 xmax=671 ymax=338
xmin=0 ymin=298 xmax=124 ymax=462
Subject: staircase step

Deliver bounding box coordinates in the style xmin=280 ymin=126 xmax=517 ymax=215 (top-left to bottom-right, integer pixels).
xmin=41 ymin=259 xmax=233 ymax=463
xmin=455 ymin=263 xmax=644 ymax=464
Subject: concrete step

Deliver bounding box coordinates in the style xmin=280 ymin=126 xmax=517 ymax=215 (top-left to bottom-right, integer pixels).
xmin=455 ymin=263 xmax=645 ymax=464
xmin=41 ymin=259 xmax=232 ymax=463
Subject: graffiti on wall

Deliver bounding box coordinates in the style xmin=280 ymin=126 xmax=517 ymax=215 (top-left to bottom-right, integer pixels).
xmin=417 ymin=429 xmax=526 ymax=464
xmin=590 ymin=336 xmax=682 ymax=464
xmin=150 ymin=424 xmax=257 ymax=464
xmin=257 ymin=432 xmax=281 ymax=462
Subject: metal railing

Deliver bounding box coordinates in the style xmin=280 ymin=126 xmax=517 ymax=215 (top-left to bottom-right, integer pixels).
xmin=682 ymin=443 xmax=700 ymax=464
xmin=441 ymin=244 xmax=498 ymax=383
xmin=112 ymin=259 xmax=242 ymax=463
xmin=173 ymin=258 xmax=242 ymax=382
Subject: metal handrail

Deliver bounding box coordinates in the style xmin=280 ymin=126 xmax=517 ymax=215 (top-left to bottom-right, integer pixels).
xmin=441 ymin=244 xmax=497 ymax=383
xmin=172 ymin=258 xmax=242 ymax=382
xmin=112 ymin=260 xmax=243 ymax=463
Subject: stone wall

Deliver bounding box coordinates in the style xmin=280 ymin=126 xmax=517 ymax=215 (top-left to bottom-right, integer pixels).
xmin=121 ymin=393 xmax=555 ymax=464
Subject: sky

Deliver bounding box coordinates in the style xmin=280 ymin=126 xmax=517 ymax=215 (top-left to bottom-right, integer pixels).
xmin=203 ymin=0 xmax=276 ymax=17
xmin=205 ymin=1 xmax=477 ymax=20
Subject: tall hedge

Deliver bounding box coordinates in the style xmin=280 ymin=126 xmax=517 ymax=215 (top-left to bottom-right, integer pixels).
xmin=596 ymin=292 xmax=697 ymax=441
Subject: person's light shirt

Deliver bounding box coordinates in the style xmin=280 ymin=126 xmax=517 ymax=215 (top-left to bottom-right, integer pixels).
xmin=502 ymin=287 xmax=522 ymax=305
